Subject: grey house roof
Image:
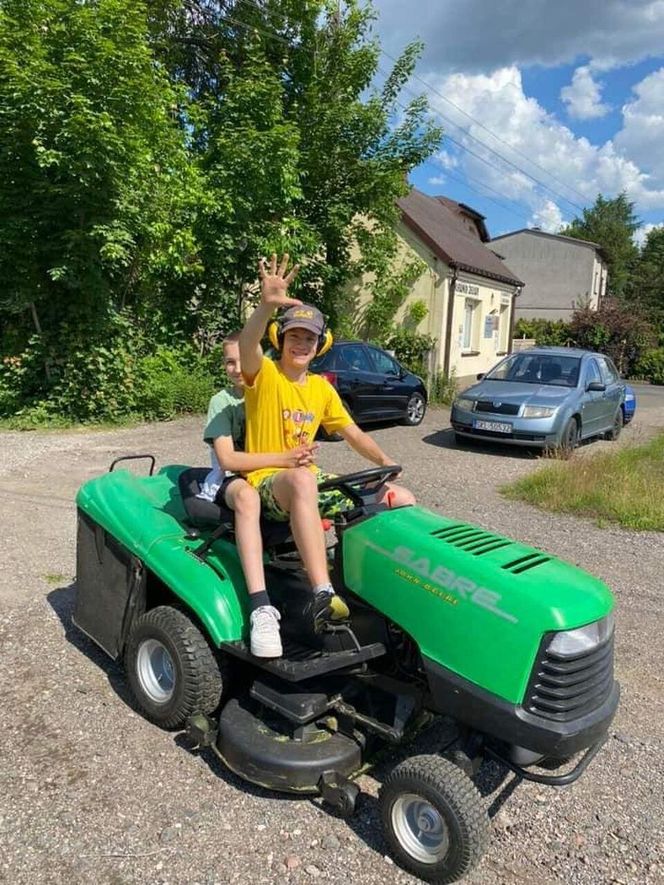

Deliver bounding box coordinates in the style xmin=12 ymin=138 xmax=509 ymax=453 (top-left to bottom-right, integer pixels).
xmin=492 ymin=227 xmax=607 ymax=260
xmin=397 ymin=188 xmax=523 ymax=287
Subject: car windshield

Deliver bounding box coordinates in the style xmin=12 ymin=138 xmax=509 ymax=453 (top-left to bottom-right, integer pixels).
xmin=486 ymin=353 xmax=581 ymax=387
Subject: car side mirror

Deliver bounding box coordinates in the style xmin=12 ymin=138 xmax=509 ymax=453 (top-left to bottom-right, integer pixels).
xmin=476 ymin=372 xmax=484 ymax=381
xmin=586 ymin=381 xmax=606 ymax=392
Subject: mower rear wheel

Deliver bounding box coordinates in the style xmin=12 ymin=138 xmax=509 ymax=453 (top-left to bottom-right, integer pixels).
xmin=125 ymin=606 xmax=225 ymax=730
xmin=380 ymin=754 xmax=488 ymax=883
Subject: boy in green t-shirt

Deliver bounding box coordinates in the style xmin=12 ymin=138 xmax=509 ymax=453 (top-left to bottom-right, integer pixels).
xmin=199 ymin=332 xmax=316 ymax=657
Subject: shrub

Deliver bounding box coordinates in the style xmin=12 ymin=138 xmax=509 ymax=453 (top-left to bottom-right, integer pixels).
xmin=513 ymin=318 xmax=573 ymax=347
xmin=569 ymin=300 xmax=655 ymax=376
xmin=134 ymin=347 xmax=218 ymax=420
xmin=634 ymin=348 xmax=664 ymax=385
xmin=428 ymin=370 xmax=457 ymax=405
xmin=385 ymin=328 xmax=435 ymax=375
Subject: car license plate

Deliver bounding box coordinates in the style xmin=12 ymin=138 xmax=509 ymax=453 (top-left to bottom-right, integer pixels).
xmin=474 ymin=419 xmax=512 ymax=434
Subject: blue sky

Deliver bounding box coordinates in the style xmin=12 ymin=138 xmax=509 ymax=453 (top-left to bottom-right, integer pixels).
xmin=372 ymin=0 xmax=664 ymax=243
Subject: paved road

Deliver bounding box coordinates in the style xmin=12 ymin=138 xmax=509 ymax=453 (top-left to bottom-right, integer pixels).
xmin=0 ymin=395 xmax=663 ymax=884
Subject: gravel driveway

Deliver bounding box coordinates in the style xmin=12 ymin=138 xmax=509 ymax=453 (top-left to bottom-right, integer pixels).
xmin=1 ymin=397 xmax=663 ymax=885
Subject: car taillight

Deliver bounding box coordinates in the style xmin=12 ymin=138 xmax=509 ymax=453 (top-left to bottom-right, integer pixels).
xmin=320 ymin=371 xmax=337 ymax=387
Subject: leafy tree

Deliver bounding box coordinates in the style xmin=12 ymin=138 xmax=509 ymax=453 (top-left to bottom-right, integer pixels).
xmin=560 ymin=193 xmax=640 ymax=298
xmin=0 ymin=0 xmax=201 ymax=338
xmin=631 ymin=226 xmax=664 ymax=321
xmin=148 ymin=0 xmax=443 ymax=329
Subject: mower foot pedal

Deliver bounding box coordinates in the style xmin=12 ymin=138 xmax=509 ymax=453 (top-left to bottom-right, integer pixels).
xmin=221 ymin=640 xmax=386 ymax=682
xmin=251 ymin=679 xmax=339 ymax=724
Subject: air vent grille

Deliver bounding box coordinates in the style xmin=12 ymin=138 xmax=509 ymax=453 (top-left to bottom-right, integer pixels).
xmin=430 ymin=524 xmax=512 ymax=557
xmin=501 ymin=552 xmax=551 ymax=574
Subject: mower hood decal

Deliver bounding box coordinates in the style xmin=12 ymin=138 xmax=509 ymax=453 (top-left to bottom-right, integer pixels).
xmin=368 ymin=541 xmax=519 ymax=624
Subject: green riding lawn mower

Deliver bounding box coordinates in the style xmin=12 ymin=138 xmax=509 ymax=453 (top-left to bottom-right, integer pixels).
xmin=73 ymin=456 xmax=619 ymax=883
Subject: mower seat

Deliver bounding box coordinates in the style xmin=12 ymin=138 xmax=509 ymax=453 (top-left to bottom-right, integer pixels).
xmin=178 ymin=467 xmax=293 ymax=548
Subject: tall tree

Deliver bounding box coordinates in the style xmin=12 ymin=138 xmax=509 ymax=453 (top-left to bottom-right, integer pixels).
xmin=0 ymin=0 xmax=201 ymax=334
xmin=560 ymin=193 xmax=640 ymax=299
xmin=147 ymin=0 xmax=443 ymax=328
xmin=631 ymin=226 xmax=664 ymax=322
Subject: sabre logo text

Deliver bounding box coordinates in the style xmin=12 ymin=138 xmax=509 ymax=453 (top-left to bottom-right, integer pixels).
xmin=393 ymin=545 xmax=518 ymax=624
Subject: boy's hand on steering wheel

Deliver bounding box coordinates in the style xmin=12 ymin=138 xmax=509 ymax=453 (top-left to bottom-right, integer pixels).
xmin=381 ymin=457 xmax=402 ymax=480
xmin=258 ymin=253 xmax=301 ymax=309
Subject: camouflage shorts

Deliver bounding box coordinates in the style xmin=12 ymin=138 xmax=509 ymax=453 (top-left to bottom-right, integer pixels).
xmin=257 ymin=470 xmax=354 ymax=523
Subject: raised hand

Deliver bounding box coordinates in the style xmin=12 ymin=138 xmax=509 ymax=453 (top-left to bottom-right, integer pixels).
xmin=258 ymin=253 xmax=301 ymax=309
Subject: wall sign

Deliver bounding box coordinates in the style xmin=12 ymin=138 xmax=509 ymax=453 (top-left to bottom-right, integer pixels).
xmin=457 ymin=282 xmax=480 ymax=295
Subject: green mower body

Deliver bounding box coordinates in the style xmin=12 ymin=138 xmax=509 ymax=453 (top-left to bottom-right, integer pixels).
xmin=74 ymin=460 xmax=619 ymax=883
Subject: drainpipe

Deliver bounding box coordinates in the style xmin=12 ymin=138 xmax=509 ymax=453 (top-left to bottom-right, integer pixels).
xmin=507 ymin=285 xmax=521 ymax=354
xmin=443 ymin=266 xmax=458 ymax=379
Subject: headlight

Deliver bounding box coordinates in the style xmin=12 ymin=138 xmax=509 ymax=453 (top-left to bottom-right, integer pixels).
xmin=455 ymin=397 xmax=475 ymax=411
xmin=522 ymin=405 xmax=557 ymax=419
xmin=548 ymin=613 xmax=614 ymax=657
xmin=625 ymin=393 xmax=635 ymax=402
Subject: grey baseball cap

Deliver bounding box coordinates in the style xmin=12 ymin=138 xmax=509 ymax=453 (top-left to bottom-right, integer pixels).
xmin=280 ymin=304 xmax=325 ymax=336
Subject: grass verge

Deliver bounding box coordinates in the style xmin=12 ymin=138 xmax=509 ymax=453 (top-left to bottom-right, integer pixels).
xmin=501 ymin=432 xmax=664 ymax=531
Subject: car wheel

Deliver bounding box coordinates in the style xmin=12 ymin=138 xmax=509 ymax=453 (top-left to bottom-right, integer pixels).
xmin=380 ymin=754 xmax=489 ymax=883
xmin=556 ymin=417 xmax=579 ymax=454
xmin=125 ymin=606 xmax=225 ymax=729
xmin=401 ymin=392 xmax=426 ymax=426
xmin=605 ymin=407 xmax=623 ymax=441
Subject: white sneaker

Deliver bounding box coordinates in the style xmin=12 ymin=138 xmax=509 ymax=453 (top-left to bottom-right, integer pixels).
xmin=250 ymin=606 xmax=283 ymax=658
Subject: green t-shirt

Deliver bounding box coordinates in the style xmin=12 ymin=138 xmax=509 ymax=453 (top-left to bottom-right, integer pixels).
xmin=203 ymin=387 xmax=245 ymax=449
xmin=199 ymin=388 xmax=245 ymax=502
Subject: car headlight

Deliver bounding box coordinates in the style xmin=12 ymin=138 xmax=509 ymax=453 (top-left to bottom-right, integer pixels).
xmin=522 ymin=405 xmax=557 ymax=419
xmin=548 ymin=613 xmax=614 ymax=657
xmin=625 ymin=393 xmax=635 ymax=402
xmin=455 ymin=397 xmax=475 ymax=411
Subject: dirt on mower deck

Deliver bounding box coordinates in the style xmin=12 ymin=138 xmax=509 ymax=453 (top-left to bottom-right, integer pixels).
xmin=0 ymin=401 xmax=663 ymax=885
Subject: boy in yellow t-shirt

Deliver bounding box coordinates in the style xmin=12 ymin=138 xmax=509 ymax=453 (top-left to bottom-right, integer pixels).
xmin=240 ymin=254 xmax=416 ymax=635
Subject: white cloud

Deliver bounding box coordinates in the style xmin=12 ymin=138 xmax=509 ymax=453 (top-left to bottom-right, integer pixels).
xmin=561 ymin=66 xmax=611 ymax=120
xmin=421 ymin=66 xmax=664 ymax=224
xmin=614 ymin=67 xmax=664 ymax=193
xmin=529 ymin=200 xmax=565 ymax=232
xmin=435 ymin=150 xmax=458 ymax=170
xmin=375 ymin=0 xmax=664 ymax=74
xmin=428 ymin=175 xmax=446 ymax=185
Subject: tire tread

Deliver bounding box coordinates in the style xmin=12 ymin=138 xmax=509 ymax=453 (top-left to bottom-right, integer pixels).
xmin=380 ymin=754 xmax=488 ymax=883
xmin=125 ymin=605 xmax=224 ymax=729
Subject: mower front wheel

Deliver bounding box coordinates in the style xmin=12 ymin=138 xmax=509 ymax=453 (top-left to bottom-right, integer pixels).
xmin=380 ymin=754 xmax=488 ymax=883
xmin=125 ymin=606 xmax=225 ymax=730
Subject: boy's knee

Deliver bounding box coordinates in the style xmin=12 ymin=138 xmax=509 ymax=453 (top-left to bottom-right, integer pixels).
xmin=283 ymin=467 xmax=317 ymax=493
xmin=231 ymin=482 xmax=260 ymax=515
xmin=386 ymin=485 xmax=416 ymax=508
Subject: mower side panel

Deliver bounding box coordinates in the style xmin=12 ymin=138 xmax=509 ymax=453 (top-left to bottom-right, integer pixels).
xmin=342 ymin=506 xmax=614 ymax=705
xmin=75 ymin=466 xmax=247 ymax=646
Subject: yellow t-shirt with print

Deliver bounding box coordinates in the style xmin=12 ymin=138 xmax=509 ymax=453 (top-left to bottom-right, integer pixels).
xmin=243 ymin=356 xmax=353 ymax=487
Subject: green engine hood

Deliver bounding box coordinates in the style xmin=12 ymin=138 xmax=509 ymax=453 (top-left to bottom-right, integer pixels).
xmin=341 ymin=506 xmax=614 ymax=704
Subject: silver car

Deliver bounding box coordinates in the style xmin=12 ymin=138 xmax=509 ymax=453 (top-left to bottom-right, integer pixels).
xmin=451 ymin=347 xmax=626 ymax=450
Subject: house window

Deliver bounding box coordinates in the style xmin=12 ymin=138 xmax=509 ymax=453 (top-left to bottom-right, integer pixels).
xmin=498 ymin=303 xmax=509 ymax=352
xmin=462 ymin=298 xmax=476 ymax=351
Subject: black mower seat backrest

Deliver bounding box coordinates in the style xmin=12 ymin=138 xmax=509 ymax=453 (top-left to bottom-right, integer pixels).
xmin=179 ymin=467 xmax=233 ymax=526
xmin=178 ymin=467 xmax=293 ymax=548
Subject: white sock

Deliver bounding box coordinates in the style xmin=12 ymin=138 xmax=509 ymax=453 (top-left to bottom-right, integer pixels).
xmin=313 ymin=583 xmax=334 ymax=596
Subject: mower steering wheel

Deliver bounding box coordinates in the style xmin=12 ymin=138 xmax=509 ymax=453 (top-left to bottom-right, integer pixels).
xmin=317 ymin=465 xmax=402 ymax=507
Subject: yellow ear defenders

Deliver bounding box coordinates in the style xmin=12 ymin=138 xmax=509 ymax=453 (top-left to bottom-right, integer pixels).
xmin=268 ymin=318 xmax=334 ymax=357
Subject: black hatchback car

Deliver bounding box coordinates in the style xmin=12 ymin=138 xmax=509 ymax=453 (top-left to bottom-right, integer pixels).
xmin=310 ymin=341 xmax=427 ymax=426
